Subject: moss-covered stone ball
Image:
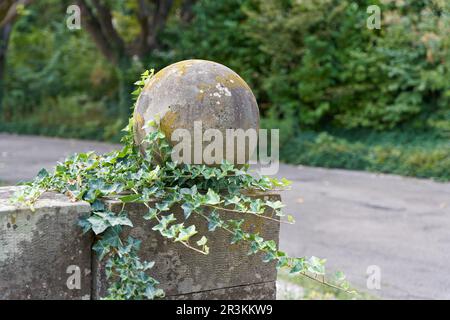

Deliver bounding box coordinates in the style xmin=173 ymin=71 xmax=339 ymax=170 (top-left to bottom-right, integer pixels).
xmin=133 ymin=59 xmax=259 ymax=165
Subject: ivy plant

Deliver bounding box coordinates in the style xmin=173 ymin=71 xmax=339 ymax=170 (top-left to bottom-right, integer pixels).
xmin=11 ymin=69 xmax=354 ymax=299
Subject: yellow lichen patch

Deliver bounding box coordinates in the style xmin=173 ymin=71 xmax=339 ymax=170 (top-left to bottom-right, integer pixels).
xmin=144 ymin=67 xmax=167 ymax=90
xmin=216 ymin=73 xmax=251 ymax=91
xmin=10 ymin=213 xmax=16 ymax=226
xmin=173 ymin=60 xmax=194 ymax=77
xmin=160 ymin=110 xmax=180 ymax=137
xmin=196 ymin=83 xmax=213 ymax=101
xmin=144 ymin=60 xmax=197 ymax=90
xmin=134 ymin=112 xmax=145 ymax=131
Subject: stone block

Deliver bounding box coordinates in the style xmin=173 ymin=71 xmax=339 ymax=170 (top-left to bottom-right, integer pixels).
xmin=0 ymin=186 xmax=92 ymax=299
xmin=0 ymin=186 xmax=280 ymax=300
xmin=93 ymin=192 xmax=280 ymax=299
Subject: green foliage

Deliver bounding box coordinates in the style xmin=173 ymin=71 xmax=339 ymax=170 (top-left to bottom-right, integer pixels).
xmin=155 ymin=0 xmax=436 ymax=132
xmin=103 ymin=235 xmax=164 ymax=300
xmin=281 ymin=129 xmax=450 ymax=181
xmin=0 ymin=0 xmax=135 ymax=139
xmin=162 ymin=0 xmax=450 ymax=144
xmin=9 ymin=70 xmax=354 ymax=299
xmin=242 ymin=0 xmax=450 ymax=130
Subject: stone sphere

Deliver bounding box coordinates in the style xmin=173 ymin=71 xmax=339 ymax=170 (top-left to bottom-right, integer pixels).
xmin=133 ymin=59 xmax=259 ymax=165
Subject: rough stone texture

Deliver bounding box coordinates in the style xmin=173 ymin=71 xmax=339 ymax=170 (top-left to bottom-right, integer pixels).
xmin=93 ymin=192 xmax=280 ymax=299
xmin=133 ymin=60 xmax=260 ymax=164
xmin=167 ymin=281 xmax=276 ymax=300
xmin=0 ymin=186 xmax=92 ymax=299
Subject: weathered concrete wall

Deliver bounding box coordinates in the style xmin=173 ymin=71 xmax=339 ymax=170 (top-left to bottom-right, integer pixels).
xmin=0 ymin=186 xmax=280 ymax=300
xmin=0 ymin=186 xmax=92 ymax=299
xmin=94 ymin=192 xmax=280 ymax=300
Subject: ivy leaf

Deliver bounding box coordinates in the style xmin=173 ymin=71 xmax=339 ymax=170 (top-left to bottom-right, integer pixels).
xmin=152 ymin=213 xmax=176 ymax=232
xmin=265 ymin=200 xmax=285 ymax=210
xmin=335 ymin=271 xmax=346 ymax=282
xmin=290 ymin=259 xmax=305 ymax=274
xmin=307 ymin=256 xmax=326 ymax=275
xmin=175 ymin=225 xmax=197 ymax=242
xmin=205 ymin=189 xmax=221 ymax=205
xmin=36 ymin=168 xmax=49 ymax=180
xmin=202 ymin=167 xmax=216 ymax=179
xmin=250 ymin=199 xmax=263 ymax=213
xmin=262 ymin=251 xmax=277 ymax=263
xmin=143 ymin=208 xmax=158 ymax=220
xmin=84 ymin=188 xmax=100 ymax=203
xmin=225 ymin=195 xmax=240 ymax=206
xmin=119 ymin=194 xmax=142 ymax=203
xmin=227 ymin=219 xmax=244 ymax=230
xmin=92 ymin=239 xmax=111 ymax=260
xmin=220 ymin=160 xmax=233 ymax=173
xmin=87 ymin=214 xmax=109 ymax=234
xmin=101 ymin=182 xmax=123 ymax=195
xmin=249 ymin=241 xmax=261 ymax=255
xmin=91 ymin=200 xmax=105 ymax=211
xmin=231 ymin=229 xmax=245 ymax=244
xmin=78 ymin=215 xmax=92 ymax=234
xmin=181 ymin=202 xmax=195 ymax=219
xmin=152 ymin=222 xmax=165 ymax=232
xmin=196 ymin=236 xmax=208 ymax=246
xmin=106 ymin=212 xmax=133 ymax=227
xmin=208 ymin=211 xmax=222 ymax=232
xmin=88 ymin=178 xmax=104 ymax=191
xmin=143 ymin=261 xmax=155 ymax=271
xmin=102 ymin=226 xmax=123 ymax=248
xmin=155 ymin=201 xmax=170 ymax=212
xmin=144 ymin=285 xmax=157 ymax=300
xmin=264 ymin=240 xmax=277 ymax=252
xmin=276 ymin=256 xmax=289 ymax=269
xmin=160 ymin=223 xmax=183 ymax=239
xmin=341 ymin=281 xmax=350 ymax=291
xmin=281 ymin=178 xmax=292 ymax=186
xmin=126 ymin=236 xmax=141 ymax=251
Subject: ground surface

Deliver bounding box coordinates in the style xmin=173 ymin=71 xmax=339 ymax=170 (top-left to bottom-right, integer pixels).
xmin=1 ymin=133 xmax=449 ymax=299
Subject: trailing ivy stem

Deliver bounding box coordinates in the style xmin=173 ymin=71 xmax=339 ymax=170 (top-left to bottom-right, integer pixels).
xmin=180 ymin=241 xmax=208 ymax=255
xmin=195 ymin=210 xmax=353 ymax=293
xmin=202 ymin=204 xmax=293 ymax=224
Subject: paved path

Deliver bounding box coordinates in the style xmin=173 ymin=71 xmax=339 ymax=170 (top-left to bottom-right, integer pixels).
xmin=1 ymin=133 xmax=449 ymax=299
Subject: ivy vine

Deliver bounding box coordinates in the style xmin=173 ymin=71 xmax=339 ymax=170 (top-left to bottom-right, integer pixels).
xmin=11 ymin=69 xmax=355 ymax=299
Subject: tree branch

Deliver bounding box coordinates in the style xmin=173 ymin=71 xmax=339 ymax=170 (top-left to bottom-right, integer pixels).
xmin=90 ymin=0 xmax=125 ymax=56
xmin=181 ymin=0 xmax=196 ymax=23
xmin=142 ymin=0 xmax=174 ymax=56
xmin=136 ymin=0 xmax=151 ymax=57
xmin=76 ymin=0 xmax=119 ymax=65
xmin=0 ymin=22 xmax=13 ymax=111
xmin=0 ymin=0 xmax=34 ymax=28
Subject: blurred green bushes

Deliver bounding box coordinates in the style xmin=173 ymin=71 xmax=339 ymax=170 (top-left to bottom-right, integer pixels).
xmin=0 ymin=0 xmax=449 ymax=178
xmin=166 ymin=0 xmax=449 ymax=133
xmin=281 ymin=129 xmax=450 ymax=181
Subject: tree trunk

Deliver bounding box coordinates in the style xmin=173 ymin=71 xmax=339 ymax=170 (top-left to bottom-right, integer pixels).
xmin=116 ymin=56 xmax=134 ymax=121
xmin=0 ymin=23 xmax=12 ymax=116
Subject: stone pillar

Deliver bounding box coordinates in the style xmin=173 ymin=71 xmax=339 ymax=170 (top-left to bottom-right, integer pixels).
xmin=0 ymin=186 xmax=92 ymax=299
xmin=93 ymin=192 xmax=281 ymax=300
xmin=0 ymin=186 xmax=280 ymax=300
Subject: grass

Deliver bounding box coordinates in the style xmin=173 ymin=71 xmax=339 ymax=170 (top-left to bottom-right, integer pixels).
xmin=280 ymin=128 xmax=450 ymax=182
xmin=276 ymin=271 xmax=376 ymax=300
